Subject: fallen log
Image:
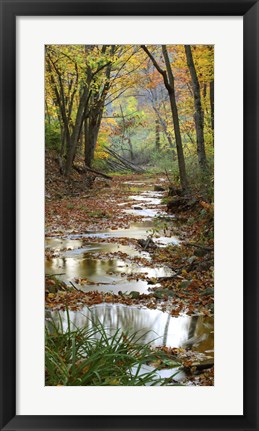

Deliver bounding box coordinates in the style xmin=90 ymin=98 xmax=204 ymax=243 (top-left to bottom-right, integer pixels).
xmin=105 ymin=148 xmax=137 ymax=171
xmin=85 ymin=166 xmax=113 ymax=180
xmin=104 ymin=146 xmax=145 ymax=173
xmin=73 ymin=163 xmax=113 ymax=180
xmin=106 ymin=159 xmax=128 ymax=172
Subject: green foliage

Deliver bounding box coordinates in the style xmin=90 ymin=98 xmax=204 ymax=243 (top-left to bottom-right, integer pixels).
xmin=185 ymin=156 xmax=214 ymax=202
xmin=45 ymin=120 xmax=61 ymax=151
xmin=145 ymin=149 xmax=175 ymax=172
xmin=147 ymin=152 xmax=214 ymax=200
xmin=45 ymin=311 xmax=178 ymax=386
xmin=92 ymin=158 xmax=110 ymax=172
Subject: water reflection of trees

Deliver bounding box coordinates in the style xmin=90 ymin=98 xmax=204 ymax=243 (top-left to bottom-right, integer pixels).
xmin=48 ymin=305 xmax=214 ymax=351
xmin=46 ymin=257 xmax=119 ymax=278
xmin=45 ymin=257 xmax=152 ymax=294
xmin=188 ymin=315 xmax=199 ymax=339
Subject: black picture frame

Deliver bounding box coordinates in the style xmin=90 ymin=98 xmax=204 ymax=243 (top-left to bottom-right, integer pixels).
xmin=0 ymin=0 xmax=258 ymax=430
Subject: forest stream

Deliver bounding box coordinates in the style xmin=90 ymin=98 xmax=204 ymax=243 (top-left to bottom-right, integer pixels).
xmin=44 ymin=44 xmax=214 ymax=387
xmin=45 ymin=176 xmax=214 ymax=385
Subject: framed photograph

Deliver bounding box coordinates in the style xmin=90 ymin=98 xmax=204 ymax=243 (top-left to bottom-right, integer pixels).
xmin=0 ymin=0 xmax=258 ymax=430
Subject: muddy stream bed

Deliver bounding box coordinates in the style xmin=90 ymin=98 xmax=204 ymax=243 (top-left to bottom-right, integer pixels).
xmin=45 ymin=178 xmax=214 ymax=384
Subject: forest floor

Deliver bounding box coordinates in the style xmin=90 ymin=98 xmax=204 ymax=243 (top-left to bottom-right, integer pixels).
xmin=45 ymin=156 xmax=214 ymax=386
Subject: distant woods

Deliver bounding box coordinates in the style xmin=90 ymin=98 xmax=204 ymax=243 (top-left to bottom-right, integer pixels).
xmin=45 ymin=44 xmax=214 ymax=190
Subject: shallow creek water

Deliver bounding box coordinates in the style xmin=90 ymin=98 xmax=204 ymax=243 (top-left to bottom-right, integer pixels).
xmin=47 ymin=304 xmax=213 ymax=353
xmin=45 ymin=183 xmax=179 ymax=293
xmin=46 ymin=178 xmax=214 ymax=379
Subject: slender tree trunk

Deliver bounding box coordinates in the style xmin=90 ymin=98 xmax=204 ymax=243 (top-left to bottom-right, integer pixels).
xmin=85 ymin=133 xmax=96 ymax=168
xmin=84 ymin=117 xmax=92 ymax=168
xmin=84 ymin=45 xmax=115 ymax=168
xmin=85 ymin=110 xmax=103 ymax=167
xmin=162 ymin=45 xmax=188 ymax=190
xmin=60 ymin=126 xmax=65 ymax=157
xmin=185 ymin=45 xmax=207 ymax=170
xmin=119 ymin=104 xmax=134 ymax=162
xmin=128 ymin=138 xmax=134 ymax=161
xmin=163 ymin=125 xmax=174 ymax=151
xmin=65 ymin=84 xmax=91 ymax=175
xmin=141 ymin=44 xmax=188 ymax=190
xmin=79 ymin=129 xmax=84 ymax=156
xmin=155 ymin=119 xmax=160 ymax=150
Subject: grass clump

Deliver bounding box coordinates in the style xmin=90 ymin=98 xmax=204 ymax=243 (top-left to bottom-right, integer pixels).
xmin=45 ymin=310 xmax=179 ymax=386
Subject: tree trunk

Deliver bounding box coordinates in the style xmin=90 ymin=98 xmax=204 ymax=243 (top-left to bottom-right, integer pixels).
xmin=84 ymin=116 xmax=101 ymax=168
xmin=141 ymin=45 xmax=188 ymax=190
xmin=185 ymin=45 xmax=207 ymax=171
xmin=84 ymin=45 xmax=115 ymax=168
xmin=162 ymin=45 xmax=188 ymax=190
xmin=128 ymin=138 xmax=134 ymax=161
xmin=65 ymin=84 xmax=91 ymax=175
xmin=155 ymin=119 xmax=160 ymax=150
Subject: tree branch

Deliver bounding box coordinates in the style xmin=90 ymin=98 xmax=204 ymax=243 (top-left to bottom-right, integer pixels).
xmin=140 ymin=45 xmax=172 ymax=94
